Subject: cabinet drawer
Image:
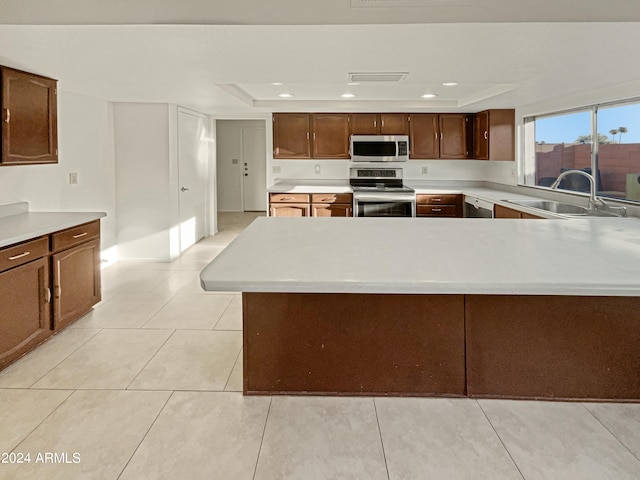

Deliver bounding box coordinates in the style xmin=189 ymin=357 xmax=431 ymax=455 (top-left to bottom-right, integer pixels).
xmin=311 ymin=193 xmax=353 ymax=204
xmin=416 ymin=194 xmax=460 ymax=205
xmin=0 ymin=237 xmax=49 ymax=273
xmin=269 ymin=193 xmax=310 ymax=203
xmin=417 ymin=205 xmax=458 ymax=217
xmin=51 ymin=220 xmax=100 ymax=253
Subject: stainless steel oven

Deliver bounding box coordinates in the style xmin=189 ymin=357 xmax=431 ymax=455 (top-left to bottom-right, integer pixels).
xmin=350 ymin=168 xmax=415 ymax=217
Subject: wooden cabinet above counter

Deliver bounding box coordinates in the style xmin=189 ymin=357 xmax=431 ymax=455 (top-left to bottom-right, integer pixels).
xmin=272 ymin=110 xmax=514 ymax=161
xmin=1 ymin=66 xmax=58 ymax=166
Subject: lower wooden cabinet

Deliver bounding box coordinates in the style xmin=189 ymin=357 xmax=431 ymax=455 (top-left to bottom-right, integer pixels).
xmin=0 ymin=219 xmax=102 ymax=371
xmin=269 ymin=193 xmax=353 ymax=217
xmin=52 ymin=238 xmax=101 ymax=330
xmin=416 ymin=194 xmax=463 ymax=217
xmin=0 ymin=256 xmax=51 ymax=369
xmin=494 ymin=204 xmax=543 ymax=219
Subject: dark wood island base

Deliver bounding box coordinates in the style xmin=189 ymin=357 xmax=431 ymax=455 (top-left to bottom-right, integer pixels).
xmin=243 ymin=293 xmax=640 ymax=401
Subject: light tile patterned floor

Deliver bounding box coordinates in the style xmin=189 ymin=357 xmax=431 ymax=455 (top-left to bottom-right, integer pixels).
xmin=0 ymin=212 xmax=639 ymax=479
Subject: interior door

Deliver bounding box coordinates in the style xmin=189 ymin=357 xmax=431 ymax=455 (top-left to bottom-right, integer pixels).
xmin=242 ymin=127 xmax=267 ymax=212
xmin=178 ymin=109 xmax=208 ymax=252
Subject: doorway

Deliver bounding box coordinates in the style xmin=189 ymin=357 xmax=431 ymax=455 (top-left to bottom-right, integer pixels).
xmin=216 ymin=120 xmax=267 ymax=213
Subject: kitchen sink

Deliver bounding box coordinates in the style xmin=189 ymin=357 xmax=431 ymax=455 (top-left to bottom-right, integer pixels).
xmin=505 ymin=199 xmax=620 ymax=217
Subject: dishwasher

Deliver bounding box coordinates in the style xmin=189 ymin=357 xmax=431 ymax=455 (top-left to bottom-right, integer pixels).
xmin=464 ymin=195 xmax=494 ymax=218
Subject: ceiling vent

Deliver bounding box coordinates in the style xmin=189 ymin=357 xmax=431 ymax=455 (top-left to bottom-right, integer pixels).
xmin=348 ymin=72 xmax=409 ymax=83
xmin=351 ymin=0 xmax=468 ymax=7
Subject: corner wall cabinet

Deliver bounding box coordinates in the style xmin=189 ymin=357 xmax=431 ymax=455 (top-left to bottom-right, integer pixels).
xmin=0 ymin=220 xmax=101 ymax=370
xmin=1 ymin=66 xmax=58 ymax=165
xmin=474 ymin=109 xmax=515 ymax=161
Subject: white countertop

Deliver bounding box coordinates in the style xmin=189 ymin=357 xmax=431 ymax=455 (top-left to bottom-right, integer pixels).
xmin=268 ymin=179 xmax=352 ymax=194
xmin=201 ymin=215 xmax=640 ymax=296
xmin=0 ymin=206 xmax=106 ymax=248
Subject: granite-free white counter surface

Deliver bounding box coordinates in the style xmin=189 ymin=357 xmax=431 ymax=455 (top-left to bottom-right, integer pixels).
xmin=201 ymin=215 xmax=640 ymax=296
xmin=267 ymin=179 xmax=352 ymax=194
xmin=0 ymin=208 xmax=106 ymax=248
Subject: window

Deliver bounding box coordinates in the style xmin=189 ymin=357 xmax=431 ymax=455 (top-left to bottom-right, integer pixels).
xmin=523 ymin=100 xmax=640 ymax=203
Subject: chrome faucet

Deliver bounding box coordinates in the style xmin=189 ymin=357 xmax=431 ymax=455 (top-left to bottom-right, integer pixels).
xmin=549 ymin=170 xmax=606 ymax=210
xmin=549 ymin=169 xmax=626 ymax=216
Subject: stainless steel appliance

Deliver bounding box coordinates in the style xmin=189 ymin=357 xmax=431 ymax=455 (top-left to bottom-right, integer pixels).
xmin=350 ymin=167 xmax=415 ymax=217
xmin=464 ymin=195 xmax=494 ymax=218
xmin=350 ymin=135 xmax=409 ymax=162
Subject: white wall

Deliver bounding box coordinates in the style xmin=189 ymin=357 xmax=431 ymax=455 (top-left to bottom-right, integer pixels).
xmin=216 ymin=120 xmax=265 ymax=211
xmin=114 ymin=103 xmax=179 ymax=261
xmin=0 ymin=90 xmax=118 ymax=264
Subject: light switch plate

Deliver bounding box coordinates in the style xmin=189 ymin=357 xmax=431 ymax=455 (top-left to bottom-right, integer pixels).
xmin=69 ymin=172 xmax=79 ymax=185
xmin=231 ymin=158 xmax=239 ymax=165
xmin=315 ymin=164 xmax=321 ymax=174
xmin=272 ymin=166 xmax=281 ymax=174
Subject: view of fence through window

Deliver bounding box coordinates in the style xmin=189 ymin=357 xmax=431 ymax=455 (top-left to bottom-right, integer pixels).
xmin=527 ymin=101 xmax=640 ymax=202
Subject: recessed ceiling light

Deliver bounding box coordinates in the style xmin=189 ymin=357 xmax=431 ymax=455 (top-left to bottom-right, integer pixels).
xmin=341 ymin=93 xmax=356 ymax=98
xmin=442 ymin=82 xmax=458 ymax=86
xmin=347 ymin=82 xmax=360 ymax=86
xmin=271 ymin=82 xmax=284 ymax=86
xmin=421 ymin=93 xmax=438 ymax=98
xmin=278 ymin=93 xmax=294 ymax=98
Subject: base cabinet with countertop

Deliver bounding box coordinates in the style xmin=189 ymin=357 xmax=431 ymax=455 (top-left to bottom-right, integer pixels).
xmin=416 ymin=194 xmax=463 ymax=217
xmin=269 ymin=192 xmax=353 ymax=217
xmin=0 ymin=218 xmax=102 ymax=370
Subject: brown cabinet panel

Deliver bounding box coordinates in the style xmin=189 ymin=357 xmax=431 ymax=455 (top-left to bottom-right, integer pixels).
xmin=0 ymin=236 xmax=49 ymax=272
xmin=416 ymin=194 xmax=459 ymax=205
xmin=380 ymin=114 xmax=409 ymax=135
xmin=311 ymin=114 xmax=351 ymax=159
xmin=269 ymin=203 xmax=310 ymax=217
xmin=0 ymin=257 xmax=52 ymax=368
xmin=409 ymin=114 xmax=439 ymax=159
xmin=311 ymin=204 xmax=352 ymax=217
xmin=1 ymin=67 xmax=58 ymax=165
xmin=273 ymin=113 xmax=311 ymax=159
xmin=51 ymin=220 xmax=100 ymax=253
xmin=474 ymin=109 xmax=514 ymax=161
xmin=52 ymin=238 xmax=101 ymax=330
xmin=269 ymin=193 xmax=310 ymax=203
xmin=439 ymin=114 xmax=469 ymax=159
xmin=311 ymin=193 xmax=352 ymax=204
xmin=351 ymin=113 xmax=379 ymax=134
xmin=494 ymin=204 xmax=523 ymax=218
xmin=521 ymin=212 xmax=543 ymax=219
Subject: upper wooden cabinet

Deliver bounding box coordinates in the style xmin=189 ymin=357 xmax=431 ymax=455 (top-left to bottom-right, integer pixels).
xmin=410 ymin=113 xmax=472 ymax=159
xmin=1 ymin=66 xmax=58 ymax=165
xmin=311 ymin=113 xmax=351 ymax=159
xmin=351 ymin=113 xmax=409 ymax=135
xmin=474 ymin=109 xmax=515 ymax=161
xmin=273 ymin=113 xmax=311 ymax=159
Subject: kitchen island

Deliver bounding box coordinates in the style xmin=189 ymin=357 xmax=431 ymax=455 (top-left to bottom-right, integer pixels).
xmin=200 ymin=216 xmax=640 ymax=401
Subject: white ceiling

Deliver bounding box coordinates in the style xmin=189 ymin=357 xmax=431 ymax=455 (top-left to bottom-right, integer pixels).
xmin=1 ymin=3 xmax=639 ymax=114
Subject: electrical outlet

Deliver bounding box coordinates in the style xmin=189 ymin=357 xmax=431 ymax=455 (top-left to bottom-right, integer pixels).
xmin=231 ymin=158 xmax=239 ymax=165
xmin=69 ymin=172 xmax=79 ymax=185
xmin=422 ymin=166 xmax=429 ymax=175
xmin=272 ymin=166 xmax=281 ymax=174
xmin=315 ymin=164 xmax=321 ymax=174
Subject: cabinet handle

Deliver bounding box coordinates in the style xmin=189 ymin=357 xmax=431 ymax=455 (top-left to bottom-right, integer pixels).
xmin=432 ymin=208 xmax=442 ymax=212
xmin=45 ymin=287 xmax=51 ymax=303
xmin=484 ymin=131 xmax=488 ymax=140
xmin=3 ymin=108 xmax=9 ymax=123
xmin=8 ymin=251 xmax=30 ymax=260
xmin=72 ymin=232 xmax=88 ymax=238
xmin=307 ymin=132 xmax=310 ymax=140
xmin=440 ymin=132 xmax=443 ymax=140
xmin=435 ymin=132 xmax=438 ymax=140
xmin=55 ymin=285 xmax=61 ymax=299
xmin=313 ymin=132 xmax=316 ymax=140
xmin=279 ymin=196 xmax=293 ymax=201
xmin=322 ymin=197 xmax=333 ymax=202
xmin=432 ymin=198 xmax=442 ymax=202
xmin=374 ymin=120 xmax=377 ymax=128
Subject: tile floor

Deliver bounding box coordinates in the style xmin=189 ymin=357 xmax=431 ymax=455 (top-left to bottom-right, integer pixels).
xmin=1 ymin=211 xmax=639 ymax=479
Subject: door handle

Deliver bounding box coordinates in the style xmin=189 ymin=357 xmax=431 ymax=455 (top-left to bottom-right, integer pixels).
xmin=180 ymin=187 xmax=189 ymax=192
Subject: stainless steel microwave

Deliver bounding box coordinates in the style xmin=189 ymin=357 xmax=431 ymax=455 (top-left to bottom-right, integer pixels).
xmin=350 ymin=135 xmax=409 ymax=162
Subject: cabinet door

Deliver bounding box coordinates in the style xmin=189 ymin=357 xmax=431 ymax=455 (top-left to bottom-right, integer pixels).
xmin=474 ymin=111 xmax=489 ymax=160
xmin=439 ymin=114 xmax=468 ymax=159
xmin=351 ymin=114 xmax=379 ymax=134
xmin=0 ymin=258 xmax=51 ymax=368
xmin=52 ymin=238 xmax=101 ymax=330
xmin=487 ymin=109 xmax=515 ymax=161
xmin=269 ymin=203 xmax=310 ymax=217
xmin=409 ymin=114 xmax=439 ymax=159
xmin=273 ymin=113 xmax=311 ymax=159
xmin=494 ymin=204 xmax=522 ymax=218
xmin=312 ymin=114 xmax=351 ymax=159
xmin=1 ymin=67 xmax=58 ymax=165
xmin=311 ymin=204 xmax=352 ymax=217
xmin=380 ymin=114 xmax=409 ymax=135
